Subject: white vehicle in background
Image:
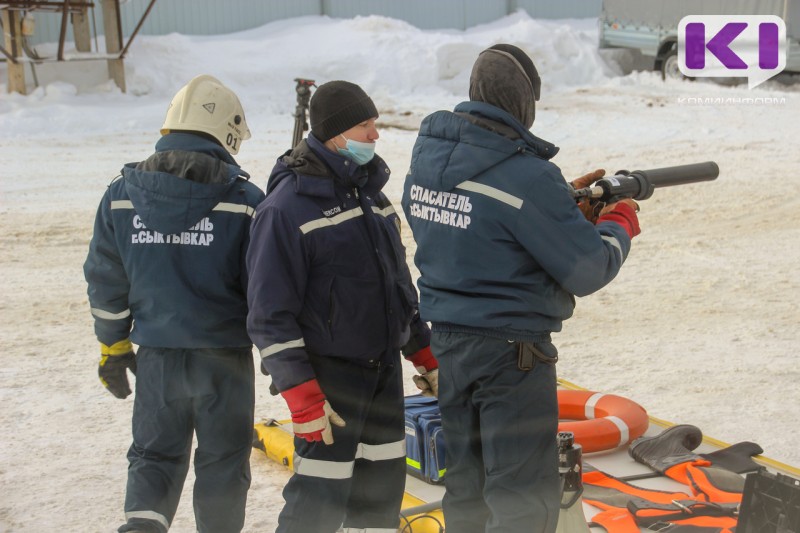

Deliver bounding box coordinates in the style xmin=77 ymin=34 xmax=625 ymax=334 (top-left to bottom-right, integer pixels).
xmin=598 ymin=0 xmax=800 ymax=81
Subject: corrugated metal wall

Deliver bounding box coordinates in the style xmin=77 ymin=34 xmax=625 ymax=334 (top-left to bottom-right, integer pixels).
xmin=321 ymin=0 xmax=510 ymax=30
xmin=513 ymin=0 xmax=603 ymax=20
xmin=120 ymin=0 xmax=321 ymax=36
xmin=25 ymin=0 xmax=602 ymax=46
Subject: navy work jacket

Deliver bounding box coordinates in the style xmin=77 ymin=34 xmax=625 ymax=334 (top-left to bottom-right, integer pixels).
xmin=84 ymin=133 xmax=265 ymax=348
xmin=246 ymin=134 xmax=429 ymax=392
xmin=401 ymin=101 xmax=632 ymax=341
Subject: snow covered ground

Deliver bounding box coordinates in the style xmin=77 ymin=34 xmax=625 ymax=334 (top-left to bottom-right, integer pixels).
xmin=1 ymin=11 xmax=798 ymax=532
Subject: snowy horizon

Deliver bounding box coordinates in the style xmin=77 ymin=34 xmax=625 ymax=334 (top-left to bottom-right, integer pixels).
xmin=4 ymin=11 xmax=795 ymax=139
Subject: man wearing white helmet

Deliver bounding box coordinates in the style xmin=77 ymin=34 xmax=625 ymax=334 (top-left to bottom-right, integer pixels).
xmin=84 ymin=75 xmax=265 ymax=533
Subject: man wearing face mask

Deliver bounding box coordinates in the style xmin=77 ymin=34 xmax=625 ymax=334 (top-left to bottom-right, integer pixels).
xmin=246 ymin=80 xmax=437 ymax=533
xmin=401 ymin=44 xmax=641 ymax=532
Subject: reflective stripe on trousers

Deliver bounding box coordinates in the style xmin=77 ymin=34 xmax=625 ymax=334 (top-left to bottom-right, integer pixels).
xmin=277 ymin=354 xmax=406 ymax=533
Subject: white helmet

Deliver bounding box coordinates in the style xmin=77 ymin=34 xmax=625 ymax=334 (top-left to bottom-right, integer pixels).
xmin=160 ymin=74 xmax=251 ymax=155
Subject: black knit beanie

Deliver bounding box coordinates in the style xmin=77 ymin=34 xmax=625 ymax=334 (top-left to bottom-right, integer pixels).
xmin=310 ymin=81 xmax=379 ymax=141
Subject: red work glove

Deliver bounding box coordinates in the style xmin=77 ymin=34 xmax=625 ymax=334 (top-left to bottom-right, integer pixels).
xmin=281 ymin=379 xmax=345 ymax=445
xmin=407 ymin=347 xmax=439 ymax=398
xmin=598 ymin=199 xmax=641 ymax=238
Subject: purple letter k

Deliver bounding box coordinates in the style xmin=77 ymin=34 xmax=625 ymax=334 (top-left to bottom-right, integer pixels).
xmin=707 ymin=22 xmax=748 ymax=69
xmin=685 ymin=22 xmax=748 ymax=70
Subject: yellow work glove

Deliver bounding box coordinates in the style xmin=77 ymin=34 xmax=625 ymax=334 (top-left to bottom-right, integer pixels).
xmin=98 ymin=339 xmax=137 ymax=399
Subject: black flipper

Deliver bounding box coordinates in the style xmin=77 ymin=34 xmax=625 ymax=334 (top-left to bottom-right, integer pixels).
xmin=700 ymin=441 xmax=764 ymax=474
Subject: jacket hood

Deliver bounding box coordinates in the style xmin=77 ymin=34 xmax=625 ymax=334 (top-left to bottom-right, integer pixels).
xmin=469 ymin=47 xmax=537 ymax=128
xmin=266 ymin=139 xmax=330 ymax=197
xmin=122 ymin=133 xmax=248 ymax=235
xmin=266 ymin=134 xmax=390 ymax=198
xmin=408 ymin=101 xmax=558 ymax=192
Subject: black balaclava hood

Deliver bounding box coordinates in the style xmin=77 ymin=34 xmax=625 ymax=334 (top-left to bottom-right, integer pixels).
xmin=468 ymin=44 xmax=541 ymax=129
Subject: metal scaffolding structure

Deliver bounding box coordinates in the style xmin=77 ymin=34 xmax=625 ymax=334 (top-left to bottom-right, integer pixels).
xmin=1 ymin=0 xmax=157 ymax=94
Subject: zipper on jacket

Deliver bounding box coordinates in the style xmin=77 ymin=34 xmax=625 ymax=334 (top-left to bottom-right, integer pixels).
xmin=327 ymin=280 xmax=335 ymax=340
xmin=354 ymin=187 xmax=382 ymax=268
xmin=354 ymin=186 xmax=395 ymax=343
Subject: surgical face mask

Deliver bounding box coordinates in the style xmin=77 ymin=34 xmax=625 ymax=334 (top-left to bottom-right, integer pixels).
xmin=336 ymin=135 xmax=375 ymax=166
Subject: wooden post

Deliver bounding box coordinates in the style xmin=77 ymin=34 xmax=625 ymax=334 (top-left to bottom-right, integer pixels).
xmin=1 ymin=8 xmax=27 ymax=94
xmin=72 ymin=6 xmax=91 ymax=53
xmin=100 ymin=0 xmax=125 ymax=92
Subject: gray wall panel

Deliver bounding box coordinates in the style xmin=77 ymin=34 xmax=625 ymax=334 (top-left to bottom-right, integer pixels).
xmin=514 ymin=0 xmax=602 ymax=20
xmin=25 ymin=0 xmax=322 ymax=46
xmin=322 ymin=0 xmax=483 ymax=30
xmin=24 ymin=0 xmax=602 ymax=48
xmin=116 ymin=0 xmax=321 ymax=36
xmin=464 ymin=1 xmax=509 ymax=29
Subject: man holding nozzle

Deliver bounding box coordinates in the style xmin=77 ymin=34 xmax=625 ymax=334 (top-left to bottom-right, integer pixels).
xmin=401 ymin=43 xmax=640 ymax=533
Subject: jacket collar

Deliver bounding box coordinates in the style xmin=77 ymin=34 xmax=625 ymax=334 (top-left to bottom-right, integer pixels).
xmin=307 ymin=133 xmax=368 ymax=189
xmin=274 ymin=134 xmax=390 ymax=199
xmin=154 ymin=132 xmax=249 ymax=177
xmin=453 ymin=101 xmax=559 ymax=160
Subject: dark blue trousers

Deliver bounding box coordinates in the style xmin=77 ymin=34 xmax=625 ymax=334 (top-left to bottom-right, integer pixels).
xmin=277 ymin=354 xmax=406 ymax=533
xmin=121 ymin=347 xmax=254 ymax=533
xmin=433 ymin=331 xmax=560 ymax=533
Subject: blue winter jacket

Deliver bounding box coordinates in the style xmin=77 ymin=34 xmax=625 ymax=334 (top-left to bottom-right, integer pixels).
xmin=401 ymin=101 xmax=632 ymax=341
xmin=246 ymin=134 xmax=430 ymax=392
xmin=84 ymin=133 xmax=265 ymax=348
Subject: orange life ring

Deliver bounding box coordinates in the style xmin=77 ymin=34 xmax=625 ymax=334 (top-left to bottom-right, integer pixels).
xmin=557 ymin=389 xmax=648 ymax=454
